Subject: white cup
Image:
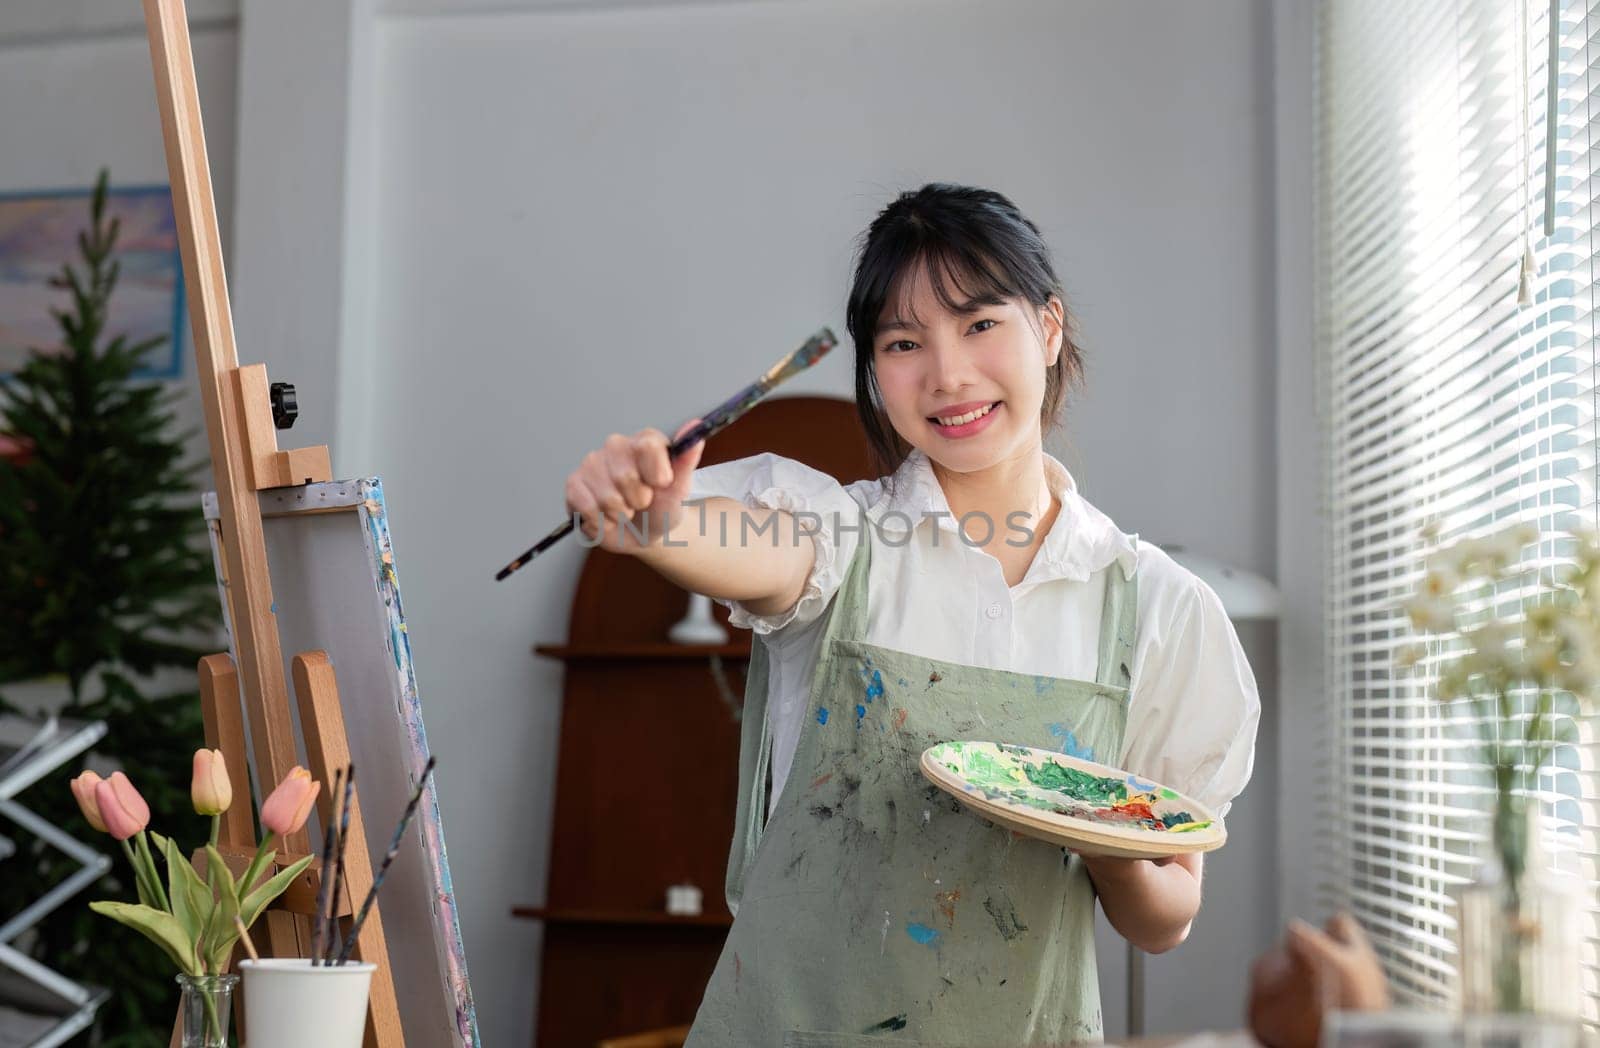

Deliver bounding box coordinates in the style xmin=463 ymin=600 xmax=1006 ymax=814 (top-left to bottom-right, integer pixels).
xmin=239 ymin=958 xmax=376 ymax=1048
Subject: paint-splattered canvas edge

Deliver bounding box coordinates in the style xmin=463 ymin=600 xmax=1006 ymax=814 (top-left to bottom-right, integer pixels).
xmin=354 ymin=478 xmax=480 ymax=1047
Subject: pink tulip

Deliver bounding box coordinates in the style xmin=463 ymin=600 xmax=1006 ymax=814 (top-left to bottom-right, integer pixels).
xmin=260 ymin=766 xmax=320 ymax=836
xmin=191 ymin=748 xmax=232 ymax=816
xmin=94 ymin=772 xmax=151 ymax=841
xmin=69 ymin=770 xmax=107 ymax=833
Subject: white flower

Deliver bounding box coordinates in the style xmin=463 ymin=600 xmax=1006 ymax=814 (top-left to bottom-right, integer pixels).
xmin=1405 ymin=594 xmax=1456 ymax=633
xmin=1418 ymin=561 xmax=1462 ymax=601
xmin=1528 ymin=637 xmax=1564 ymax=683
xmin=1573 ymin=526 xmax=1600 ymax=562
xmin=1443 ymin=536 xmax=1488 ymax=577
xmin=1482 ymin=523 xmax=1537 ymax=571
xmin=1526 ymin=603 xmax=1561 ymax=632
xmin=1395 ymin=642 xmax=1428 ymax=669
xmin=1466 ymin=622 xmax=1511 ymax=667
xmin=1436 ymin=663 xmax=1468 ymax=700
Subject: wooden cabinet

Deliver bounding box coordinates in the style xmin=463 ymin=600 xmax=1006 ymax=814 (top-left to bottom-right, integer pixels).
xmin=518 ymin=396 xmax=874 ymax=1047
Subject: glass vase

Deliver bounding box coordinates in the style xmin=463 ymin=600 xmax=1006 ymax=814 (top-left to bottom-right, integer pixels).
xmin=175 ymin=972 xmax=238 ymax=1048
xmin=1457 ymin=853 xmax=1537 ymax=1015
xmin=1456 ymin=793 xmax=1583 ymax=1025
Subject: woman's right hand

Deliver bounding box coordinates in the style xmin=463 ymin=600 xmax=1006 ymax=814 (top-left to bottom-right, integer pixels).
xmin=564 ymin=418 xmax=706 ymax=554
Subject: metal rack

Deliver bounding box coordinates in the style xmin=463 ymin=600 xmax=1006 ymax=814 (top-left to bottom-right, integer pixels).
xmin=0 ymin=716 xmax=111 ymax=1048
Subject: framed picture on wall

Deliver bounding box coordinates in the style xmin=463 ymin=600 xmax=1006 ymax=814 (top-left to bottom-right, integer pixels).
xmin=0 ymin=184 xmax=185 ymax=380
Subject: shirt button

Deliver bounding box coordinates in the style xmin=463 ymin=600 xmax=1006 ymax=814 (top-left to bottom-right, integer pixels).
xmin=986 ymin=603 xmax=1003 ymax=619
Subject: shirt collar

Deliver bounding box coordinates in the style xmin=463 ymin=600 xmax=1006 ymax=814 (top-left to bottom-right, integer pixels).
xmin=867 ymin=447 xmax=1139 ymax=582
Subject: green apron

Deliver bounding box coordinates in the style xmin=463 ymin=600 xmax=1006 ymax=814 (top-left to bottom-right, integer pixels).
xmin=686 ymin=513 xmax=1137 ymax=1047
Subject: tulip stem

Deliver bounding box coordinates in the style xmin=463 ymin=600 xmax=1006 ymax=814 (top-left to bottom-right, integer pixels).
xmin=120 ymin=838 xmax=156 ymax=909
xmin=240 ymin=834 xmax=276 ymax=896
xmin=134 ymin=831 xmax=170 ymax=912
xmin=208 ymin=814 xmax=220 ymax=850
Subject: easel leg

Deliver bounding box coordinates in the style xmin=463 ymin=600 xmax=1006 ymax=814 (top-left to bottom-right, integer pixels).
xmin=293 ymin=651 xmax=406 ymax=1048
xmin=173 ymin=654 xmax=261 ymax=1046
xmin=198 ymin=654 xmax=256 ymax=1042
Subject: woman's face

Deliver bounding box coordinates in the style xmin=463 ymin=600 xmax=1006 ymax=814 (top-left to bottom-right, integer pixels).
xmin=871 ymin=262 xmax=1063 ymax=475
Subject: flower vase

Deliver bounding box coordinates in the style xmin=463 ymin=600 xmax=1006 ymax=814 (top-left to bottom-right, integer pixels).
xmin=1456 ymin=795 xmax=1583 ymax=1034
xmin=175 ymin=973 xmax=238 ymax=1048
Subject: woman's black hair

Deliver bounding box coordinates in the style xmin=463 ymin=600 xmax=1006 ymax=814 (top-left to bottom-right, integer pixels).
xmin=845 ymin=183 xmax=1083 ymax=473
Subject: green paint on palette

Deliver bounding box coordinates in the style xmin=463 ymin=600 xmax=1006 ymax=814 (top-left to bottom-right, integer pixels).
xmin=1021 ymin=762 xmax=1125 ymax=805
xmin=931 ymin=742 xmax=1215 ymax=835
xmin=961 ymin=746 xmax=1026 ymax=788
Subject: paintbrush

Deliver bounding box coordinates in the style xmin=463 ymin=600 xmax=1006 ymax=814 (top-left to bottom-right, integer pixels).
xmin=325 ymin=765 xmax=356 ymax=964
xmin=336 ymin=756 xmax=437 ymax=965
xmin=310 ymin=767 xmax=343 ymax=965
xmin=494 ymin=327 xmax=837 ymax=580
xmin=233 ymin=915 xmax=260 ymax=962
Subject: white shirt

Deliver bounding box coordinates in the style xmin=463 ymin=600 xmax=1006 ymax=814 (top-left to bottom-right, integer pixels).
xmin=686 ymin=449 xmax=1260 ymax=820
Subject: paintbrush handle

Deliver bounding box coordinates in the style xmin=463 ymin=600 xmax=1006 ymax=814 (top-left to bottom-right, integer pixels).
xmin=337 ymin=758 xmax=436 ymax=965
xmin=494 ymin=421 xmax=712 ymax=580
xmin=495 ymin=328 xmax=834 ymax=580
xmin=663 ymin=383 xmax=764 ymax=455
xmin=310 ymin=767 xmax=344 ymax=966
xmin=327 ymin=766 xmax=357 ymax=964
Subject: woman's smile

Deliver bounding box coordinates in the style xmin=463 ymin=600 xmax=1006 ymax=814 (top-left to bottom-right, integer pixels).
xmin=929 ymin=399 xmax=1003 ymax=438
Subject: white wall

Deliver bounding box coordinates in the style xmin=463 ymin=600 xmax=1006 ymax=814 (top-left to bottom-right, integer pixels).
xmin=0 ymin=0 xmax=1287 ymax=1042
xmin=364 ymin=0 xmax=1277 ymax=1042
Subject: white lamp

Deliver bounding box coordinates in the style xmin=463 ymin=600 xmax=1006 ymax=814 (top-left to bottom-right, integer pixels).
xmin=668 ymin=592 xmax=729 ymax=645
xmin=1160 ymin=545 xmax=1281 ymax=620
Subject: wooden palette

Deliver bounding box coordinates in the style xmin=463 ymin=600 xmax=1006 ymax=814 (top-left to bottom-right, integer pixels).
xmin=919 ymin=741 xmax=1227 ymax=859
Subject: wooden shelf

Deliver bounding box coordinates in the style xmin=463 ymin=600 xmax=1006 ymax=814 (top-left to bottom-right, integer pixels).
xmin=511 ymin=905 xmax=733 ymax=929
xmin=532 ymin=642 xmax=751 ymax=663
xmin=528 ymin=398 xmax=874 ymax=1047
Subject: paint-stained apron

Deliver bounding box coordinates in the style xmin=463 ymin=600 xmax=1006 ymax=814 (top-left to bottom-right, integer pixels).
xmin=685 ymin=514 xmax=1137 ymax=1047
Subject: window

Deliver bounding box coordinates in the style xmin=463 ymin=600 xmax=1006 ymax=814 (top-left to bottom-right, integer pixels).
xmin=1316 ymin=0 xmax=1600 ymax=1018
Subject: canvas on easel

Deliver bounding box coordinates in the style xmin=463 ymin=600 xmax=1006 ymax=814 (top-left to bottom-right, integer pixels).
xmin=202 ymin=480 xmax=477 ymax=1044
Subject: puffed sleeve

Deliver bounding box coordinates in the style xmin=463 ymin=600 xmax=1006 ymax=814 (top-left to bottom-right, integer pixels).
xmin=685 ymin=452 xmax=865 ymax=637
xmin=1117 ymin=552 xmax=1261 ymax=820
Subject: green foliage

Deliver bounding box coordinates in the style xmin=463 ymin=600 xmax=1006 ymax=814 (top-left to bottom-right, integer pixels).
xmin=0 ymin=170 xmax=220 ymax=1046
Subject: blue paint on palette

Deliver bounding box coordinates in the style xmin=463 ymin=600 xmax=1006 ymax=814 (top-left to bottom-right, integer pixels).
xmin=817 ymin=707 xmax=830 ymax=725
xmin=864 ymin=670 xmax=884 ymax=704
xmin=1127 ymin=774 xmax=1158 ymax=792
xmin=855 ymin=704 xmax=867 ymax=723
xmin=905 ymin=922 xmax=941 ymax=946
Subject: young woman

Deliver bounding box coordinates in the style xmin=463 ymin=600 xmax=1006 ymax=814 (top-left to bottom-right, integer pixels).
xmin=562 ymin=183 xmax=1259 ymax=1045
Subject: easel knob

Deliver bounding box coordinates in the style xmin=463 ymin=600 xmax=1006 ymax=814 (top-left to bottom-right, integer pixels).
xmin=269 ymin=381 xmax=298 ymax=429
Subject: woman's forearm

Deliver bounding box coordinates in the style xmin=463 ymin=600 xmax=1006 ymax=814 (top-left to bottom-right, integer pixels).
xmin=1082 ymin=852 xmax=1204 ymax=954
xmin=633 ymin=496 xmax=814 ymax=615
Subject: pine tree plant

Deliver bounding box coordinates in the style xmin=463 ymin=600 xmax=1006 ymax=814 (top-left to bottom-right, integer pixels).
xmin=0 ymin=170 xmax=221 ymax=1045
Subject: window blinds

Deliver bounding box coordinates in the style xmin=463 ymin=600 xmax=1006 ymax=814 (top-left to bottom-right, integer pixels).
xmin=1316 ymin=0 xmax=1599 ymax=1018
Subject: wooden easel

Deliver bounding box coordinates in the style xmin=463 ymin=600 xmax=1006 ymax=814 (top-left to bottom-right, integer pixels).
xmin=140 ymin=0 xmax=405 ymax=1044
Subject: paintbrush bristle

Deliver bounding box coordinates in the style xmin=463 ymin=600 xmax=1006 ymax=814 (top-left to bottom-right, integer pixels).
xmin=758 ymin=327 xmax=835 ymax=388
